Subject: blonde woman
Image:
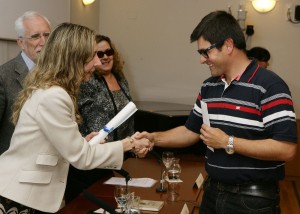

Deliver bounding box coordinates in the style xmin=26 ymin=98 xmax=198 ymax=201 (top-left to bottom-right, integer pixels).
xmin=0 ymin=23 xmax=151 ymax=213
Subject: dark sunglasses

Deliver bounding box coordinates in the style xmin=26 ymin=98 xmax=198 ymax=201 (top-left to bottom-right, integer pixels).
xmin=97 ymin=48 xmax=114 ymax=58
xmin=197 ymin=40 xmax=225 ymax=59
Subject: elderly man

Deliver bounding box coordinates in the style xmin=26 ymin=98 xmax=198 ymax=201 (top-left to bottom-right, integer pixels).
xmin=0 ymin=11 xmax=51 ymax=154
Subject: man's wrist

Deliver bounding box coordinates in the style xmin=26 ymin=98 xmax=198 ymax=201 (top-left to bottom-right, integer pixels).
xmin=225 ymin=135 xmax=235 ymax=155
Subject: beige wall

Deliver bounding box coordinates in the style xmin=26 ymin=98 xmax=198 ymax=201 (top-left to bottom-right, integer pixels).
xmin=0 ymin=0 xmax=70 ymax=40
xmin=98 ymin=0 xmax=300 ymax=116
xmin=0 ymin=0 xmax=99 ymax=65
xmin=1 ymin=0 xmax=300 ymax=116
xmin=70 ymin=0 xmax=100 ymax=32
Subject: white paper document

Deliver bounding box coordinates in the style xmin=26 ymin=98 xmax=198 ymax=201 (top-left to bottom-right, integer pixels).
xmin=165 ymin=178 xmax=183 ymax=183
xmin=200 ymin=101 xmax=214 ymax=152
xmin=89 ymin=102 xmax=138 ymax=145
xmin=104 ymin=177 xmax=157 ymax=188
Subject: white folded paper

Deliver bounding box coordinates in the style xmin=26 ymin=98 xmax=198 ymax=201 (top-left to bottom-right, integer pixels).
xmin=88 ymin=101 xmax=138 ymax=145
xmin=200 ymin=100 xmax=214 ymax=152
xmin=104 ymin=177 xmax=157 ymax=187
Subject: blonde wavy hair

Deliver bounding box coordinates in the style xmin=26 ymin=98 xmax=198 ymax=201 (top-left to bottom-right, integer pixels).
xmin=12 ymin=23 xmax=96 ymax=125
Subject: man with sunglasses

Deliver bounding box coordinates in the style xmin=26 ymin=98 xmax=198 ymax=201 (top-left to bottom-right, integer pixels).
xmin=136 ymin=10 xmax=297 ymax=214
xmin=0 ymin=11 xmax=51 ymax=155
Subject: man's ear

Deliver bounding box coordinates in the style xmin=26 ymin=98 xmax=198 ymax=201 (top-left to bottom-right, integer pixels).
xmin=224 ymin=38 xmax=234 ymax=53
xmin=16 ymin=38 xmax=25 ymax=50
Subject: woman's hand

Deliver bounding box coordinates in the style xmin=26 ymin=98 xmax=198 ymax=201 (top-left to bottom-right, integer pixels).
xmin=135 ymin=147 xmax=149 ymax=158
xmin=85 ymin=132 xmax=106 ymax=144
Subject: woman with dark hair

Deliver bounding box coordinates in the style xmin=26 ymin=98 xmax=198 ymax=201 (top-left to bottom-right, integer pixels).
xmin=78 ymin=35 xmax=134 ymax=141
xmin=65 ymin=35 xmax=136 ymax=203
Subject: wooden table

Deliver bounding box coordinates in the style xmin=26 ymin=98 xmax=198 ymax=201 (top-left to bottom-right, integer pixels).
xmin=58 ymin=156 xmax=206 ymax=214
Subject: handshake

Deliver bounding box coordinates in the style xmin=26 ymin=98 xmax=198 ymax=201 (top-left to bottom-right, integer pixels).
xmin=127 ymin=131 xmax=154 ymax=157
xmin=85 ymin=131 xmax=154 ymax=157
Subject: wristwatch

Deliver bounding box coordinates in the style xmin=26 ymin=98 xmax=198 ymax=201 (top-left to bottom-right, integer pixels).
xmin=225 ymin=135 xmax=235 ymax=155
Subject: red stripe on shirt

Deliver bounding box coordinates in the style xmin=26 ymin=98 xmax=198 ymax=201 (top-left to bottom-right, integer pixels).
xmin=247 ymin=64 xmax=260 ymax=83
xmin=262 ymin=99 xmax=294 ymax=111
xmin=208 ymin=103 xmax=261 ymax=116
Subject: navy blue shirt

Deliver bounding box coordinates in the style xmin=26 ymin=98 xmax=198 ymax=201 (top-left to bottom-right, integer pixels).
xmin=185 ymin=61 xmax=297 ymax=184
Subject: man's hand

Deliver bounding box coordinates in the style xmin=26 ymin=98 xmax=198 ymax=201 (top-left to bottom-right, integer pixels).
xmin=200 ymin=124 xmax=228 ymax=149
xmin=131 ymin=131 xmax=155 ymax=157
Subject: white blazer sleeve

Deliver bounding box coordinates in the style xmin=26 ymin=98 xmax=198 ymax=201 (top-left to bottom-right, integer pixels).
xmin=35 ymin=87 xmax=124 ymax=170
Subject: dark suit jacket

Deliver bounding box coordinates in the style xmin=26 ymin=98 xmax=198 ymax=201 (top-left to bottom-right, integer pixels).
xmin=0 ymin=52 xmax=29 ymax=154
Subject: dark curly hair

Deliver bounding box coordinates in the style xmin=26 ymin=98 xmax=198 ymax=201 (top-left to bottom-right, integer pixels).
xmin=95 ymin=35 xmax=125 ymax=79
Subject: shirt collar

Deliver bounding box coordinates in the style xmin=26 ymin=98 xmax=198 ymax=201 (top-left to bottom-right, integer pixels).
xmin=218 ymin=60 xmax=258 ymax=83
xmin=21 ymin=51 xmax=35 ymax=71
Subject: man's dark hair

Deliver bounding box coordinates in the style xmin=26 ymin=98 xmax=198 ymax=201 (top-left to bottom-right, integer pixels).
xmin=246 ymin=47 xmax=271 ymax=62
xmin=190 ymin=10 xmax=246 ymax=50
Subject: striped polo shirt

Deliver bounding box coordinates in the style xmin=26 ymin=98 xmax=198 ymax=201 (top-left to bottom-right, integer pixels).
xmin=185 ymin=60 xmax=297 ymax=184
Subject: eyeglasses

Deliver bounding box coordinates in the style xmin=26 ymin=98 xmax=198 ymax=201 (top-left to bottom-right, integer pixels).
xmin=97 ymin=48 xmax=114 ymax=58
xmin=20 ymin=32 xmax=50 ymax=41
xmin=197 ymin=40 xmax=224 ymax=59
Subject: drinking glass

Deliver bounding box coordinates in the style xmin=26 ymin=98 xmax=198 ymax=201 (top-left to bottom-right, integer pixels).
xmin=114 ymin=185 xmax=130 ymax=213
xmin=167 ymin=158 xmax=181 ymax=180
xmin=162 ymin=151 xmax=174 ymax=179
xmin=167 ymin=182 xmax=180 ymax=201
xmin=126 ymin=193 xmax=140 ymax=214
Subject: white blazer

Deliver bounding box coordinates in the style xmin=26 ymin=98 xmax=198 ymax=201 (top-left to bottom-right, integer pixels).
xmin=0 ymin=86 xmax=124 ymax=213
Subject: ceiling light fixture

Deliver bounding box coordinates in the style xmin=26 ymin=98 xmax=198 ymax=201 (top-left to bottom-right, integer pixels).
xmin=82 ymin=0 xmax=95 ymax=6
xmin=252 ymin=0 xmax=277 ymax=13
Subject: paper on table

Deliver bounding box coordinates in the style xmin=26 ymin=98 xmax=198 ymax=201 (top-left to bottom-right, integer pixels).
xmin=165 ymin=178 xmax=183 ymax=183
xmin=139 ymin=200 xmax=164 ymax=212
xmin=92 ymin=208 xmax=109 ymax=214
xmin=194 ymin=173 xmax=204 ymax=189
xmin=200 ymin=101 xmax=214 ymax=152
xmin=180 ymin=203 xmax=189 ymax=214
xmin=104 ymin=177 xmax=157 ymax=188
xmin=89 ymin=101 xmax=138 ymax=145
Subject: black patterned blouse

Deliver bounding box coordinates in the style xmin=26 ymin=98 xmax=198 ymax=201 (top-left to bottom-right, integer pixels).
xmin=78 ymin=73 xmax=134 ymax=141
